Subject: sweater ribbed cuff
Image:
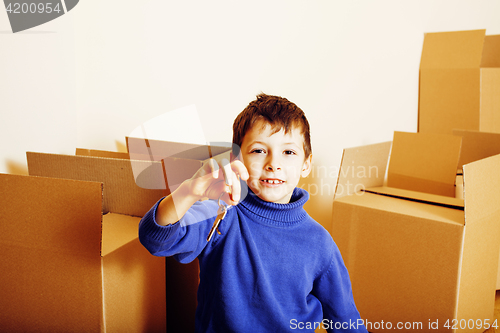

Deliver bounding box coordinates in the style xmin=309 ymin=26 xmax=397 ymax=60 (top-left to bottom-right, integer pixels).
xmin=139 ymin=197 xmax=181 ymax=243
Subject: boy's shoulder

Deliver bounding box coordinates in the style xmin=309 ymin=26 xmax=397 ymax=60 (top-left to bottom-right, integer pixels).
xmin=305 ymin=215 xmax=335 ymax=247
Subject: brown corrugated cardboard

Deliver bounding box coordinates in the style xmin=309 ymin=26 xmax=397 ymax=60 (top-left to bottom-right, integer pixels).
xmin=78 ymin=147 xmax=200 ymax=331
xmin=334 ymin=141 xmax=392 ymax=200
xmin=386 ymin=131 xmax=462 ymax=197
xmin=419 ymin=29 xmax=500 ymax=135
xmin=0 ymin=174 xmax=103 ymax=332
xmin=450 ymin=129 xmax=500 ymax=289
xmin=332 ymin=139 xmax=500 ymax=332
xmin=126 ymin=137 xmax=233 ymax=192
xmin=101 ymin=213 xmax=166 ymax=333
xmin=27 ymin=151 xmax=165 ymax=217
xmin=76 ymin=147 xmax=131 ymax=159
xmin=364 ymin=131 xmax=463 ymax=207
xmin=20 ymin=151 xmax=167 ymax=332
xmin=125 ymin=139 xmax=234 ymax=331
xmin=458 ymin=154 xmax=500 ymax=325
xmin=452 ymin=129 xmax=500 ymax=172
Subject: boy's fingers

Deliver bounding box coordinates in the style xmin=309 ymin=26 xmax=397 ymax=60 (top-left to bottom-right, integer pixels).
xmin=220 ymin=158 xmax=233 ymax=187
xmin=228 ymin=160 xmax=249 ymax=204
xmin=231 ymin=160 xmax=249 ymax=181
xmin=229 ymin=171 xmax=241 ymax=203
xmin=208 ymin=158 xmax=219 ymax=179
xmin=202 ymin=158 xmax=248 ymax=205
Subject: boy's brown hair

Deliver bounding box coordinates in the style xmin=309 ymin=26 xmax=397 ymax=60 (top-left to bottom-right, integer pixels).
xmin=232 ymin=93 xmax=312 ymax=158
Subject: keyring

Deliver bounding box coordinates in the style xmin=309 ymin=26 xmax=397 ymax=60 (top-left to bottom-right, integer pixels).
xmin=217 ymin=192 xmax=228 ymax=212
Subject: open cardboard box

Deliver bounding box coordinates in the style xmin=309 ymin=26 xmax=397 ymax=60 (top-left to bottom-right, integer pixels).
xmin=1 ymin=151 xmax=169 ymax=332
xmin=126 ymin=137 xmax=234 ymax=192
xmin=123 ymin=138 xmax=236 ymax=331
xmin=419 ymin=29 xmax=500 ymax=135
xmin=452 ymin=129 xmax=500 ymax=290
xmin=452 ymin=129 xmax=500 ymax=174
xmin=332 ymin=131 xmax=500 ymax=332
xmin=78 ymin=144 xmax=224 ymax=333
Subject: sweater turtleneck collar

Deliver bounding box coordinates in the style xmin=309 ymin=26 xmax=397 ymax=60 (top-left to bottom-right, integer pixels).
xmin=238 ymin=187 xmax=309 ymax=224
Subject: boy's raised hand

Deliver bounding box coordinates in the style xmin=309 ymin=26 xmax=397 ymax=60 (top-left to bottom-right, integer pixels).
xmin=189 ymin=158 xmax=249 ymax=206
xmin=155 ymin=159 xmax=248 ymax=226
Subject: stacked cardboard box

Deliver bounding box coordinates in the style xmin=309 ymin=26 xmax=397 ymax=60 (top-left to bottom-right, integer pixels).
xmin=420 ymin=28 xmax=500 ymax=293
xmin=332 ymin=29 xmax=500 ymax=333
xmin=419 ymin=29 xmax=500 ymax=135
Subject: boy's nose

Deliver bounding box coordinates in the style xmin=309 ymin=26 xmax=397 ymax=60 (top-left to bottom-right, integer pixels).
xmin=265 ymin=158 xmax=281 ymax=171
xmin=266 ymin=164 xmax=281 ymax=171
xmin=264 ymin=152 xmax=282 ymax=172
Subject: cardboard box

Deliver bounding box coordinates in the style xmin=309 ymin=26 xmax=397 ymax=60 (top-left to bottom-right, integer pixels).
xmin=452 ymin=129 xmax=500 ymax=173
xmin=332 ymin=132 xmax=500 ymax=332
xmin=7 ymin=151 xmax=168 ymax=332
xmin=419 ymin=29 xmax=500 ymax=135
xmin=126 ymin=137 xmax=234 ymax=192
xmin=451 ymin=130 xmax=500 ymax=289
xmin=0 ymin=174 xmax=103 ymax=332
xmin=80 ymin=142 xmax=235 ymax=332
xmin=124 ymin=139 xmax=235 ymax=332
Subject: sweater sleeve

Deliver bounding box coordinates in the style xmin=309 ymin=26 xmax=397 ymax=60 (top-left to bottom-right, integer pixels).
xmin=312 ymin=241 xmax=368 ymax=333
xmin=138 ymin=197 xmax=219 ymax=263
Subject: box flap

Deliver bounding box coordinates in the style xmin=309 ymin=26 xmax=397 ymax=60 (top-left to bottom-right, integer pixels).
xmin=0 ymin=173 xmax=103 ymax=256
xmin=481 ymin=35 xmax=500 ymax=68
xmin=101 ymin=213 xmax=141 ymax=257
xmin=76 ymin=148 xmax=130 ymax=160
xmin=0 ymin=174 xmax=103 ymax=331
xmin=364 ymin=186 xmax=464 ymax=209
xmin=479 ymin=68 xmax=500 ymax=134
xmin=463 ymin=153 xmax=500 ymax=223
xmin=334 ymin=141 xmax=392 ymax=200
xmin=387 ymin=131 xmax=462 ymax=197
xmin=419 ymin=68 xmax=481 ymax=135
xmin=76 ymin=148 xmax=170 ymax=191
xmin=126 ymin=137 xmax=231 ymax=161
xmin=456 ymin=153 xmax=500 ymax=322
xmin=27 ymin=152 xmax=166 ymax=217
xmin=160 ymin=157 xmax=204 ymax=192
xmin=420 ymin=29 xmax=485 ymax=69
xmin=126 ymin=137 xmax=233 ymax=192
xmin=334 ymin=191 xmax=464 ymax=225
xmin=453 ymin=129 xmax=500 ymax=170
xmin=102 ymin=232 xmax=167 ymax=332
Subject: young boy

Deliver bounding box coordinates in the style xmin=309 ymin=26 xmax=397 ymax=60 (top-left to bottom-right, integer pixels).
xmin=139 ymin=94 xmax=368 ymax=332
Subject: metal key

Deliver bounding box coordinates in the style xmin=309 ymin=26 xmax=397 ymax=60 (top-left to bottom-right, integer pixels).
xmin=207 ymin=203 xmax=227 ymax=242
xmin=206 ymin=159 xmax=233 ymax=242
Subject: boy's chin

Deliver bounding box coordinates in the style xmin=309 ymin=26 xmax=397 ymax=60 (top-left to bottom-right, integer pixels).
xmin=249 ymin=185 xmax=294 ymax=204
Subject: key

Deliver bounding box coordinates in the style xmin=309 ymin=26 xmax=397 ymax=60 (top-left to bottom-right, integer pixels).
xmin=206 ymin=159 xmax=233 ymax=242
xmin=207 ymin=204 xmax=227 ymax=242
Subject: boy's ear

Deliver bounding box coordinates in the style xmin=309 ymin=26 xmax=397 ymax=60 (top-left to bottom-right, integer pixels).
xmin=301 ymin=154 xmax=313 ymax=177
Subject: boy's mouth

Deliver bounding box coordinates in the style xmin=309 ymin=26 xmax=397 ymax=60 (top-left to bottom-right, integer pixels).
xmin=261 ymin=178 xmax=285 ymax=186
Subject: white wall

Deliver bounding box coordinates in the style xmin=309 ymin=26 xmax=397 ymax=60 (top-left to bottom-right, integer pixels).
xmin=1 ymin=0 xmax=499 ymax=230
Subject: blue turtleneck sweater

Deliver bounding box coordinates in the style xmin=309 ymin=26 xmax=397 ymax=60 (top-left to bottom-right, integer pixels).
xmin=139 ymin=188 xmax=367 ymax=332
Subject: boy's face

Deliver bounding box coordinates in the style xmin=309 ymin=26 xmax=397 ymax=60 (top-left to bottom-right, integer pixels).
xmin=239 ymin=120 xmax=312 ymax=204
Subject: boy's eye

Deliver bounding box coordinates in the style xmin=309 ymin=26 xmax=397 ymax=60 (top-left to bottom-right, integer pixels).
xmin=283 ymin=150 xmax=296 ymax=155
xmin=250 ymin=149 xmax=265 ymax=154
